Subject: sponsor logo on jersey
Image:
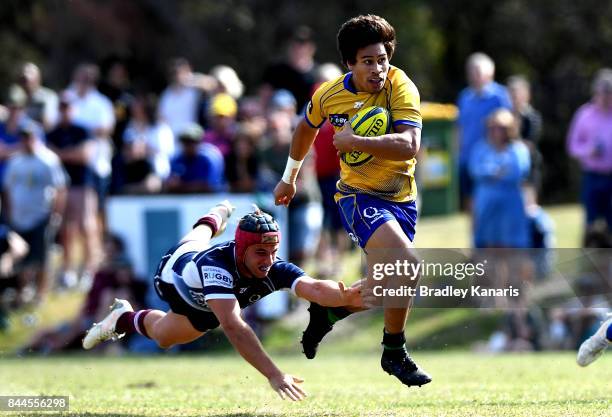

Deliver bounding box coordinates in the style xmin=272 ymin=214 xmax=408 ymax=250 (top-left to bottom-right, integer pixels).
xmin=354 ymin=101 xmax=364 ymax=109
xmin=201 ymin=266 xmax=233 ymax=289
xmin=249 ymin=294 xmax=261 ymax=303
xmin=189 ymin=290 xmax=208 ymax=307
xmin=363 ymin=207 xmax=385 ymax=223
xmin=330 ymin=113 xmax=349 ymax=127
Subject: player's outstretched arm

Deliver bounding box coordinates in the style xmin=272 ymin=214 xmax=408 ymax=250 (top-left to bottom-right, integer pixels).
xmin=295 ymin=276 xmax=364 ymax=309
xmin=207 ymin=298 xmax=307 ymax=401
xmin=274 ymin=118 xmax=319 ymax=207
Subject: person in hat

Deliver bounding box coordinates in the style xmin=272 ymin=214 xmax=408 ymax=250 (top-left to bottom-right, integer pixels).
xmin=203 ymin=93 xmax=238 ymax=157
xmin=165 ymin=123 xmax=225 ymax=193
xmin=83 ymin=201 xmax=363 ymax=401
xmin=3 ymin=120 xmax=67 ymax=304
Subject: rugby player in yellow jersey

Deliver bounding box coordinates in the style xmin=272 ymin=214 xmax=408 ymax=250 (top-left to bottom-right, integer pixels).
xmin=274 ymin=14 xmax=431 ymax=387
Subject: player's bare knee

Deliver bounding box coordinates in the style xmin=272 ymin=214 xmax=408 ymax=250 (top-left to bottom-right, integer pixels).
xmin=156 ymin=337 xmax=175 ymax=349
xmin=151 ymin=329 xmax=176 ymax=349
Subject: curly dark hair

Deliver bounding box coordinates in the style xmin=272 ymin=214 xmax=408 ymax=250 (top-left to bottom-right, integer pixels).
xmin=337 ymin=14 xmax=396 ymax=67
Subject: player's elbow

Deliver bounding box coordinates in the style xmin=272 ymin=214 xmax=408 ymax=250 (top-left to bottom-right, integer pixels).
xmin=402 ymin=141 xmax=419 ymax=160
xmin=406 ymin=130 xmax=421 ymax=159
xmin=310 ymin=282 xmax=343 ymax=307
xmin=402 ymin=131 xmax=420 ymax=159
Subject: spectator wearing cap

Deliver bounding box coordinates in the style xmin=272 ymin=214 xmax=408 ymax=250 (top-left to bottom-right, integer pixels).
xmin=261 ymin=25 xmax=318 ymax=114
xmin=200 ymin=65 xmax=245 ymax=131
xmin=10 ymin=62 xmax=59 ymax=131
xmin=567 ymin=68 xmax=612 ymax=238
xmin=165 ymin=123 xmax=225 ymax=194
xmin=268 ymin=89 xmax=299 ymax=129
xmin=47 ymin=95 xmax=100 ymax=287
xmin=0 ymin=91 xmax=32 ymax=189
xmin=203 ymin=93 xmax=238 ymax=158
xmin=2 ymin=121 xmax=67 ymax=303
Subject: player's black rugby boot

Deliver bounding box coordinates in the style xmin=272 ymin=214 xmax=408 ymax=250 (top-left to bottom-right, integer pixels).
xmin=381 ymin=352 xmax=432 ymax=387
xmin=301 ymin=302 xmax=334 ymax=359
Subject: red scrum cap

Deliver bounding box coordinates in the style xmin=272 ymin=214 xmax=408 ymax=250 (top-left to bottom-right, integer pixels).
xmin=235 ymin=209 xmax=281 ymax=264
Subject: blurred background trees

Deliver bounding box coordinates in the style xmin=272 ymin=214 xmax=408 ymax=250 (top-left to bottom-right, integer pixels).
xmin=2 ymin=0 xmax=611 ymax=202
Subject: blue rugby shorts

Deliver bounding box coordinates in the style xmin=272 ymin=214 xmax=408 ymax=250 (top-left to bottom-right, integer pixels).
xmin=335 ymin=191 xmax=417 ymax=248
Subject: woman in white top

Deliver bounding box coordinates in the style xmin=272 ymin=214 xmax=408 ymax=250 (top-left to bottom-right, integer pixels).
xmin=122 ymin=95 xmax=175 ymax=193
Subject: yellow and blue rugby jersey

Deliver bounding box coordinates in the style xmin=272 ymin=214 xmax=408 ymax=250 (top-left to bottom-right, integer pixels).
xmin=304 ymin=66 xmax=422 ymax=202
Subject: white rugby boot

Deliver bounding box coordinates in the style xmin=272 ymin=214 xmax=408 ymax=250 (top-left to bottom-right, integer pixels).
xmin=577 ymin=313 xmax=612 ymax=367
xmin=82 ymin=299 xmax=133 ymax=350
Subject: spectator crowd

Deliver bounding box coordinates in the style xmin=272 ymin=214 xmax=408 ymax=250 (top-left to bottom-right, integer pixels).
xmin=0 ymin=28 xmax=351 ymax=340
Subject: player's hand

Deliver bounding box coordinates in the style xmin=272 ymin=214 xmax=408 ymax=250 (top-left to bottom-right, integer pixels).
xmin=361 ymin=279 xmax=382 ymax=308
xmin=273 ymin=180 xmax=296 ymax=207
xmin=268 ymin=373 xmax=307 ymax=401
xmin=333 ymin=122 xmax=357 ymax=154
xmin=339 ymin=280 xmax=364 ymax=308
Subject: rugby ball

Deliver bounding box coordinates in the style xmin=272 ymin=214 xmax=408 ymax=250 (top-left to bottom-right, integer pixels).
xmin=341 ymin=106 xmax=391 ymax=166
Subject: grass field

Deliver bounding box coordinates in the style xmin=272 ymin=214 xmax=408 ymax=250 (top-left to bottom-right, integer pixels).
xmin=1 ymin=352 xmax=610 ymax=417
xmin=0 ymin=204 xmax=602 ymax=417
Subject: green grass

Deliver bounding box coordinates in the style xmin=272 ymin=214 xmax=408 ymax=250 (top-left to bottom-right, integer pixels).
xmin=0 ymin=352 xmax=610 ymax=416
xmin=0 ymin=204 xmax=598 ymax=417
xmin=0 ymin=291 xmax=82 ymax=354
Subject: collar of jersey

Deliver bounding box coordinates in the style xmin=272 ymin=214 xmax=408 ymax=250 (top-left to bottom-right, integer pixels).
xmin=344 ymin=73 xmax=358 ymax=95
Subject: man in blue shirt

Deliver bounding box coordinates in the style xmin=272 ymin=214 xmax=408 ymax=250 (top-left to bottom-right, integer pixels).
xmin=166 ymin=123 xmax=225 ymax=193
xmin=457 ymin=52 xmax=512 ymax=206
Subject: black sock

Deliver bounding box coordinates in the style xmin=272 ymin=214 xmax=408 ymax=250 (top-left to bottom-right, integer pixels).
xmin=382 ymin=329 xmax=407 ymax=358
xmin=327 ymin=306 xmax=353 ymax=324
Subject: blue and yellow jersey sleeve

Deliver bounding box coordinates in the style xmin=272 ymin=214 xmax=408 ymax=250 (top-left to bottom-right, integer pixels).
xmin=304 ymin=76 xmax=346 ymax=128
xmin=389 ymin=69 xmax=422 ymax=129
